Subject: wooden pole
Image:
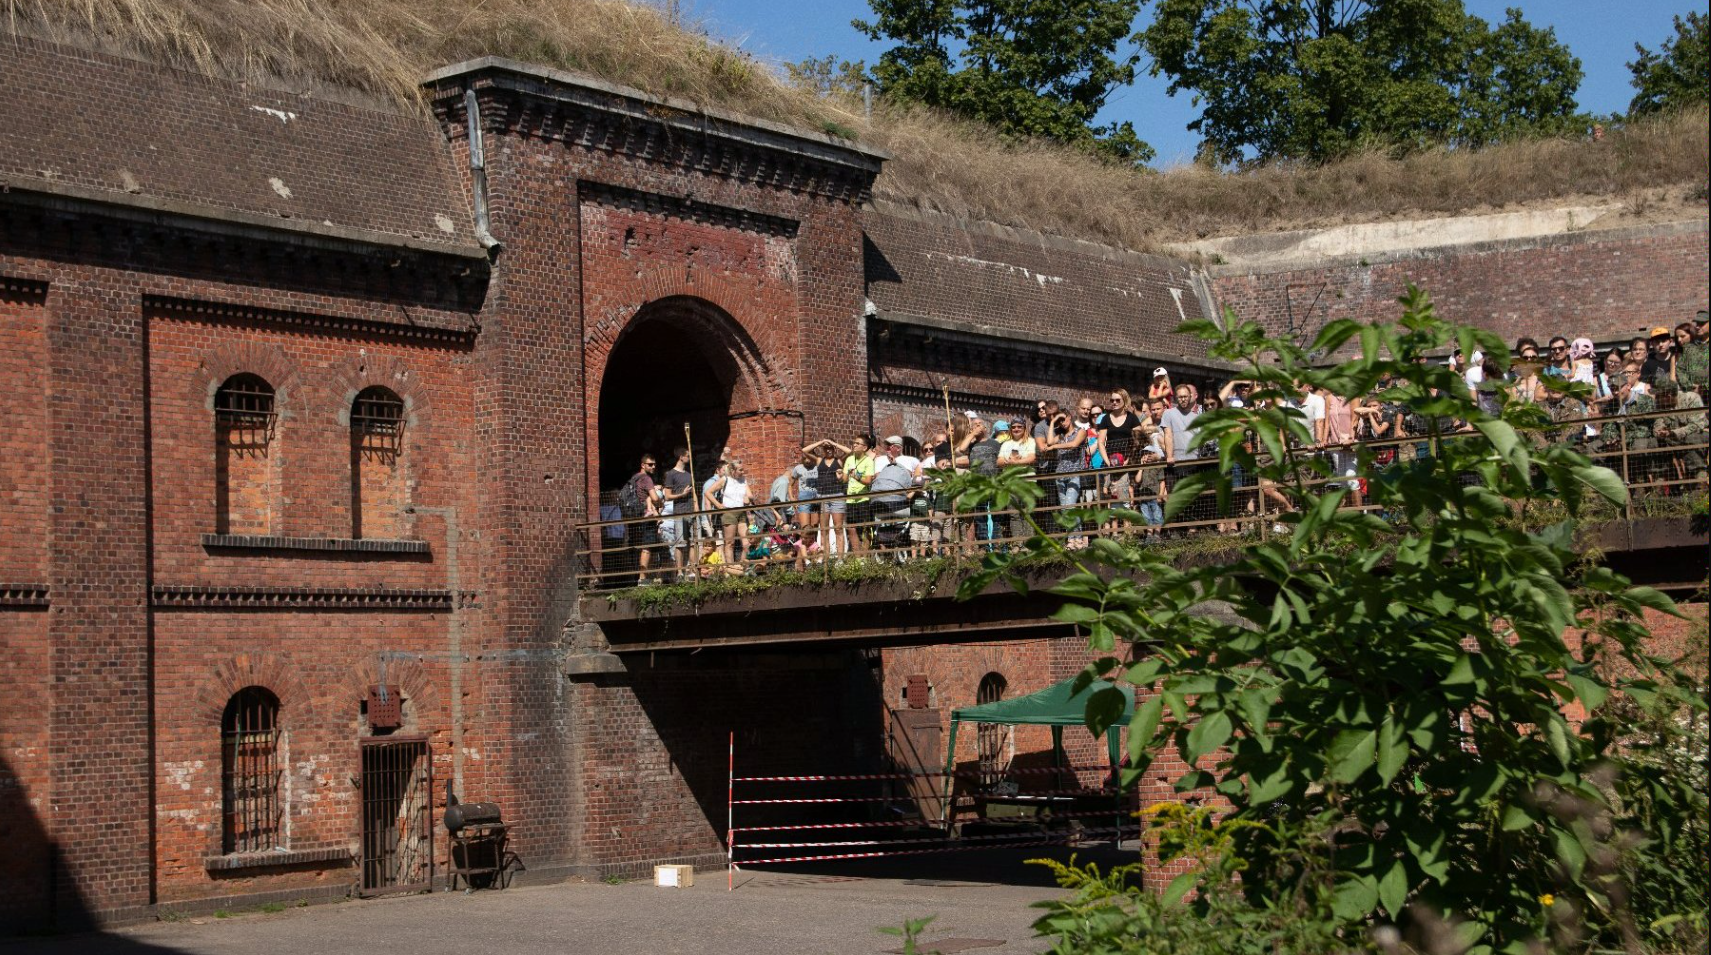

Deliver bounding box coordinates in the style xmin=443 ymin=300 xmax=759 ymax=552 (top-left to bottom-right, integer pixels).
xmin=684 ymin=422 xmax=699 ymax=552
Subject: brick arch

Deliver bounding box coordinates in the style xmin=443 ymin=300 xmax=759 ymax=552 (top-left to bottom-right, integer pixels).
xmin=191 ymin=654 xmax=311 ymax=732
xmin=192 ymin=342 xmax=301 ymax=418
xmin=328 ymin=353 xmax=431 ymax=433
xmin=337 ymin=655 xmax=440 ymax=734
xmin=588 ymin=289 xmax=795 ymax=505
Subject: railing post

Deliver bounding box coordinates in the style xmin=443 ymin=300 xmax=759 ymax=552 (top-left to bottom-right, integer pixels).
xmin=1618 ymin=417 xmax=1632 ymax=521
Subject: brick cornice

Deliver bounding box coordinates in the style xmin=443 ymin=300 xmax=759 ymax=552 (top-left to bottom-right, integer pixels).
xmin=152 ymin=585 xmax=466 ymax=611
xmin=428 ymin=60 xmax=884 ymax=204
xmin=0 ymin=274 xmax=48 ymax=303
xmin=0 ymin=583 xmax=50 ymax=607
xmin=199 ymin=533 xmax=430 ymax=556
xmin=145 ymin=295 xmax=477 ymax=348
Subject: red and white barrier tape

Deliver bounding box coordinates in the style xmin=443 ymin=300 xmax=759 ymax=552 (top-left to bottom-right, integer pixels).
xmin=734 ymin=826 xmax=1141 ymax=867
xmin=733 ymin=766 xmax=1116 ymax=783
xmin=735 ymin=787 xmax=1123 ymax=805
xmin=731 ymin=808 xmax=1139 ymax=834
xmin=737 ymin=825 xmax=1142 ymax=851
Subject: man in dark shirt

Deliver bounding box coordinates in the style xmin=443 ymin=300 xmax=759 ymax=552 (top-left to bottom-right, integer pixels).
xmin=623 ymin=454 xmax=662 ymax=583
xmin=659 ymin=446 xmax=695 ymax=579
xmin=1641 ymin=327 xmax=1674 ymax=384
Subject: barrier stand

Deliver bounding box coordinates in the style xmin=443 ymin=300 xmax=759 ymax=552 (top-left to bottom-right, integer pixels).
xmin=727 ymin=730 xmax=735 ymax=892
xmin=727 ymin=762 xmax=1141 ymax=880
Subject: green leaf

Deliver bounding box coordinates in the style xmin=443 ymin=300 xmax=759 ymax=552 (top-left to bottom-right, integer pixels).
xmin=1247 ymin=754 xmax=1294 ymax=802
xmin=1376 ymin=716 xmax=1408 ymax=784
xmin=1085 ymin=687 xmax=1127 ymax=739
xmin=1565 ymin=671 xmax=1609 ymax=712
xmin=1554 ymin=826 xmax=1586 ymax=880
xmin=1049 ymin=603 xmax=1101 ymax=626
xmin=1474 ymin=418 xmax=1528 ymax=473
xmin=1332 ymin=875 xmax=1379 ymax=920
xmin=1128 ymin=696 xmax=1164 ymax=761
xmin=1160 ymin=467 xmax=1215 ymax=524
xmin=1125 ymin=657 xmax=1164 ymax=686
xmin=1162 ymin=870 xmax=1198 ymax=906
xmin=1545 ymin=715 xmax=1571 ymax=769
xmin=1329 ymin=728 xmax=1377 ymax=783
xmin=1625 ymin=585 xmax=1684 ymax=618
xmin=1571 ymin=464 xmax=1626 ymax=506
xmin=1501 ymin=803 xmax=1536 ymax=831
xmin=1378 ymin=858 xmax=1409 ymax=917
xmin=1184 ymin=711 xmax=1233 ymax=763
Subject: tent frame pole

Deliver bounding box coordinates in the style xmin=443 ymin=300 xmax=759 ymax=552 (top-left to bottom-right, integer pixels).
xmin=940 ymin=719 xmax=959 ymax=830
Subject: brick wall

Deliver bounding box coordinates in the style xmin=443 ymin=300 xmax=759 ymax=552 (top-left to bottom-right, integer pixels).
xmin=1210 ymin=222 xmax=1711 ymax=347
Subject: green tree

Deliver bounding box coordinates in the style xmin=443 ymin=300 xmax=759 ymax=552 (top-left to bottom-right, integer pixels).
xmin=1628 ymin=12 xmax=1710 ymax=117
xmin=854 ymin=0 xmax=1155 ymax=164
xmin=1141 ymin=1 xmax=1585 ymax=162
xmin=785 ymin=54 xmax=871 ymax=98
xmin=946 ymin=288 xmax=1707 ymax=952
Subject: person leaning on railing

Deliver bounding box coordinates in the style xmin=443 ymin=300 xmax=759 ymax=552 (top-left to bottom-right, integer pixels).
xmin=1653 ymin=379 xmax=1708 ymax=483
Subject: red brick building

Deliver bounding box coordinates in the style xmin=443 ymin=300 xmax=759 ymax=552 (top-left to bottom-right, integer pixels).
xmin=0 ymin=38 xmax=1704 ymax=931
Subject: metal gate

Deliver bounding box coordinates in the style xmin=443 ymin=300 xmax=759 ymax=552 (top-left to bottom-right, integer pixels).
xmin=358 ymin=737 xmax=433 ymax=895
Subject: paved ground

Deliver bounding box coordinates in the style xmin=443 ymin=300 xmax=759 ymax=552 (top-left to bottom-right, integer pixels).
xmin=12 ymin=844 xmax=1140 ymax=955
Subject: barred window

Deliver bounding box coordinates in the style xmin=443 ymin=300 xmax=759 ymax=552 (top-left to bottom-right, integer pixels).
xmin=976 ymin=673 xmax=1011 ymax=787
xmin=214 ymin=373 xmax=277 ymax=450
xmin=351 ymin=386 xmax=405 ymax=454
xmin=221 ymin=687 xmax=282 ymax=854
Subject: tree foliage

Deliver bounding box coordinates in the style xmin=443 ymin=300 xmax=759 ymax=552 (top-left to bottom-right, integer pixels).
xmin=854 ymin=0 xmax=1155 ymax=164
xmin=1140 ymin=1 xmax=1586 ymax=162
xmin=1628 ymin=12 xmax=1710 ymax=117
xmin=944 ymin=288 xmax=1707 ymax=953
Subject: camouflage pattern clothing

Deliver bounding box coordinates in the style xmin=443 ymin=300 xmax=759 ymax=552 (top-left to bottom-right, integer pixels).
xmin=1544 ymin=396 xmax=1591 ymax=448
xmin=1677 ymin=340 xmax=1709 ymax=393
xmin=1657 ymin=389 xmax=1708 ymax=479
xmin=1621 ymin=390 xmax=1657 ymax=447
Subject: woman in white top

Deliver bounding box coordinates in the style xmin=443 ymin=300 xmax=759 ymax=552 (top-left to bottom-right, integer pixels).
xmin=709 ymin=460 xmax=750 ymax=566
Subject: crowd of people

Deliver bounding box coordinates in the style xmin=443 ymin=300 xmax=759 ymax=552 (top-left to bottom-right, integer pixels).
xmin=604 ymin=312 xmax=1709 ymax=586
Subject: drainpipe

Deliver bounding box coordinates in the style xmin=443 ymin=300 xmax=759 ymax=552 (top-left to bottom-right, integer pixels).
xmin=464 ymin=87 xmax=502 ymax=254
xmin=406 ymin=505 xmax=467 ymax=796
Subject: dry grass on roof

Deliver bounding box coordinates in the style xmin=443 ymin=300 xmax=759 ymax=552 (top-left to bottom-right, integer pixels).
xmin=8 ymin=0 xmax=1708 ymax=251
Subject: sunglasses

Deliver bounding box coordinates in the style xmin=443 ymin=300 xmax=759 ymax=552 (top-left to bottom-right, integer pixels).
xmin=1550 ymin=345 xmax=1568 ymax=352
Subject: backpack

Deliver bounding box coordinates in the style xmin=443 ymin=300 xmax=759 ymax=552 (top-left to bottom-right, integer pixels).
xmin=617 ymin=473 xmax=646 ymax=518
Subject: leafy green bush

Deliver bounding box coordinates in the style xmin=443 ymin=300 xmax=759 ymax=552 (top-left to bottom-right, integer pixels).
xmin=948 ymin=287 xmax=1707 ymax=954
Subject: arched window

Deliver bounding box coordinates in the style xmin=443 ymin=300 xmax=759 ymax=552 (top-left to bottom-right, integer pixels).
xmin=214 ymin=374 xmax=277 ymax=534
xmin=975 ymin=673 xmax=1011 ymax=787
xmin=349 ymin=386 xmax=406 ymax=538
xmin=221 ymin=687 xmax=281 ymax=854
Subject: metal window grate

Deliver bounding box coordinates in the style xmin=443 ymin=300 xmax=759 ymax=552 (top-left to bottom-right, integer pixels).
xmin=975 ymin=674 xmax=1011 ymax=788
xmin=222 ymin=687 xmax=281 ymax=854
xmin=352 ymin=387 xmax=406 ymax=453
xmin=215 ymin=374 xmax=277 ymax=450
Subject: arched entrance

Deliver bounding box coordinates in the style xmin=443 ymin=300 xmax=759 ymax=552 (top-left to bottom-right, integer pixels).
xmin=595 ymin=297 xmax=780 ymax=499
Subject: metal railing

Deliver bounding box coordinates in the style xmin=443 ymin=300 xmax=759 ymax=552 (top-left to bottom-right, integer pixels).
xmin=574 ymin=407 xmax=1708 ymax=592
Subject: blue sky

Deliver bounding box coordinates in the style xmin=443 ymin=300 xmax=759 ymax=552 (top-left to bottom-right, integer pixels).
xmin=680 ymin=0 xmax=1704 ymax=165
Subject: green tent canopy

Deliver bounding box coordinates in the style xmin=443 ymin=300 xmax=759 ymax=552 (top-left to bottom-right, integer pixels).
xmin=950 ymin=676 xmax=1135 ymax=727
xmin=942 ymin=677 xmax=1133 ymax=822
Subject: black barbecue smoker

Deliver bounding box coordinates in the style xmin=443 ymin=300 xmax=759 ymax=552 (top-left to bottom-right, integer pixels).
xmin=443 ymin=781 xmax=512 ymax=890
